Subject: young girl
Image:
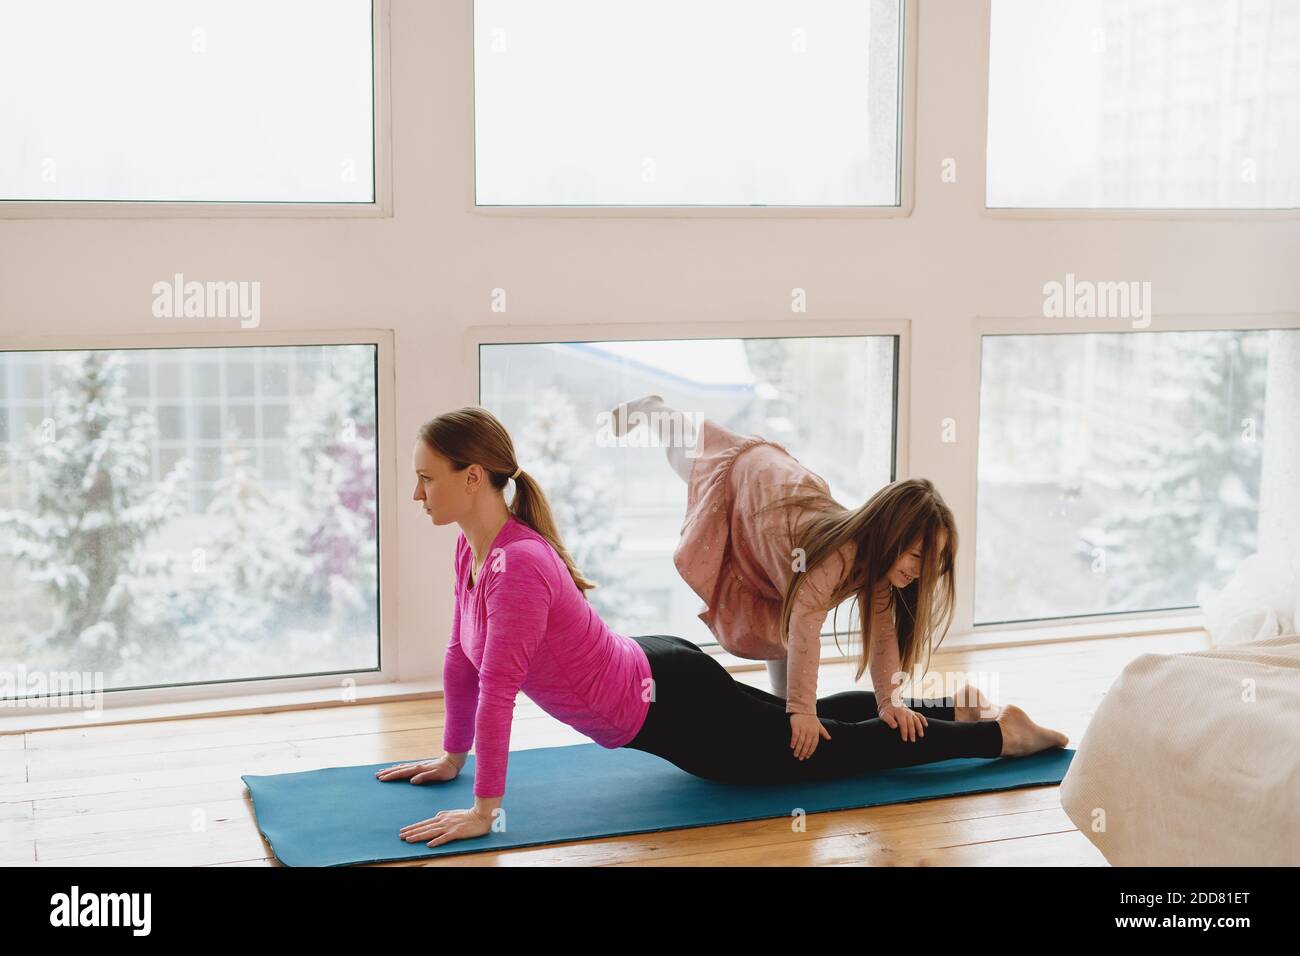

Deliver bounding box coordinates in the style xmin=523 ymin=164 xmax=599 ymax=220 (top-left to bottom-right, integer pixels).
xmin=610 ymin=394 xmax=977 ymax=761
xmin=379 ymin=405 xmax=1067 ymax=850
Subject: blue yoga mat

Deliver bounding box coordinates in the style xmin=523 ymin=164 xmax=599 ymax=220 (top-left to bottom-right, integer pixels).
xmin=242 ymin=743 xmax=1075 ymax=866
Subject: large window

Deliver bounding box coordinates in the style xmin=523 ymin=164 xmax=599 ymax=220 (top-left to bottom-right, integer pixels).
xmin=474 ymin=0 xmax=904 ymax=207
xmin=0 ymin=0 xmax=376 ymax=203
xmin=479 ymin=335 xmax=897 ymax=644
xmin=0 ymin=344 xmax=380 ymax=697
xmin=987 ymin=0 xmax=1300 ymax=209
xmin=976 ymin=329 xmax=1300 ymax=624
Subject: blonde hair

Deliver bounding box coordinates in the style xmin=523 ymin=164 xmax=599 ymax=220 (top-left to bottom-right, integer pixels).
xmin=760 ymin=477 xmax=958 ymax=686
xmin=418 ymin=406 xmax=595 ymax=596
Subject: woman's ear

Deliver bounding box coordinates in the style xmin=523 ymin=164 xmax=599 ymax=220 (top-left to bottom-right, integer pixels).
xmin=463 ymin=462 xmax=482 ymax=494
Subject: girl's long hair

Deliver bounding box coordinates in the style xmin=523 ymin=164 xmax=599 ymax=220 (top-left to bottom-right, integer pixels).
xmin=418 ymin=405 xmax=596 ymax=596
xmin=761 ymin=477 xmax=958 ymax=687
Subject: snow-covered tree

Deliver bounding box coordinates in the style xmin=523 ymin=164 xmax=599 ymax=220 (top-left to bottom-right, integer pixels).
xmin=1097 ymin=333 xmax=1269 ymax=609
xmin=0 ymin=351 xmax=189 ymax=672
xmin=139 ymin=348 xmax=381 ymax=681
xmin=513 ymin=386 xmax=653 ymax=633
xmin=204 ymin=429 xmax=308 ymax=602
xmin=273 ymin=346 xmax=378 ymax=627
xmin=121 ymin=428 xmax=314 ymax=684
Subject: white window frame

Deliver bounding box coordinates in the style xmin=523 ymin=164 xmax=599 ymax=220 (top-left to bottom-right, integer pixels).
xmin=468 ymin=0 xmax=919 ymax=219
xmin=0 ymin=328 xmax=400 ymax=728
xmin=0 ymin=1 xmax=394 ymax=220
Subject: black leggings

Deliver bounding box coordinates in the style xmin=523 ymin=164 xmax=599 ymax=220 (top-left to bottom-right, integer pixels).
xmin=624 ymin=634 xmax=1003 ymax=785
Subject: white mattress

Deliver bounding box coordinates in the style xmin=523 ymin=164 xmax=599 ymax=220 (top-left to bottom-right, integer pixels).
xmin=1059 ymin=632 xmax=1300 ymax=866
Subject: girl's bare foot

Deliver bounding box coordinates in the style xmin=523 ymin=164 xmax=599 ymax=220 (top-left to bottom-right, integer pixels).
xmin=951 ymin=682 xmax=997 ymax=721
xmin=609 ymin=394 xmax=665 ymax=437
xmin=995 ymin=704 xmax=1069 ymax=757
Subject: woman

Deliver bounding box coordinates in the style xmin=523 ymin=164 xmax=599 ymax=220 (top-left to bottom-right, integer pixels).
xmin=610 ymin=394 xmax=976 ymax=760
xmin=379 ymin=406 xmax=1067 ymax=850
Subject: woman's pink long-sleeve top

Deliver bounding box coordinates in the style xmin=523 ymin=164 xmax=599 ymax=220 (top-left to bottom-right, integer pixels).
xmin=440 ymin=516 xmax=653 ymax=798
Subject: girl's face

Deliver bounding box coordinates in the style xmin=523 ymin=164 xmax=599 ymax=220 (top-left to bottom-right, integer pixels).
xmin=412 ymin=440 xmax=476 ymax=526
xmin=886 ymin=528 xmax=947 ymax=588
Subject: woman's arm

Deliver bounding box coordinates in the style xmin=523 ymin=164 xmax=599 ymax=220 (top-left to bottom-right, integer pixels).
xmin=467 ymin=543 xmax=554 ymax=799
xmin=400 ymin=547 xmax=553 ymax=847
xmin=441 ymin=587 xmax=481 ymax=759
xmin=385 ymin=584 xmax=474 ymax=790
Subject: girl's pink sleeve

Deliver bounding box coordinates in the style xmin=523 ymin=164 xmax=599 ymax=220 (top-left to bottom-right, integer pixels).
xmin=784 ymin=601 xmax=827 ymax=716
xmin=470 ymin=544 xmax=553 ymax=798
xmin=441 ymin=591 xmax=478 ymax=756
xmin=867 ymin=583 xmax=904 ymax=710
xmin=783 ymin=544 xmax=852 ymax=717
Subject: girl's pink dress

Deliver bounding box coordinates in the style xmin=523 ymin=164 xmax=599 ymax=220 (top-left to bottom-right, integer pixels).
xmin=673 ymin=418 xmax=857 ymax=717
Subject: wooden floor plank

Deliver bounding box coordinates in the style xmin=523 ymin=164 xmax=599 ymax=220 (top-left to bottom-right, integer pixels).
xmin=31 ymin=831 xmax=271 ymax=867
xmin=415 ymin=786 xmax=1068 ymax=867
xmin=1 ymin=800 xmax=35 ymax=863
xmin=0 ymin=749 xmax=28 ymax=784
xmin=598 ymin=809 xmax=1093 ymax=867
xmin=831 ymin=830 xmax=1108 ymax=867
xmin=27 ymin=698 xmax=443 ymax=749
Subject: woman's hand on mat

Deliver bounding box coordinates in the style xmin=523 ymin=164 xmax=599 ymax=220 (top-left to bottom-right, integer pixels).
xmin=374 ymin=756 xmax=461 ymax=784
xmin=788 ymin=713 xmax=831 ymax=759
xmin=399 ymin=807 xmax=492 ymax=847
xmin=878 ymin=703 xmax=927 ymax=742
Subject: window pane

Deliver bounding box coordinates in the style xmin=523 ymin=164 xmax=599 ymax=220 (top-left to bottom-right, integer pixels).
xmin=987 ymin=0 xmax=1300 ymax=209
xmin=157 ymin=404 xmax=187 ymax=440
xmin=263 ymin=404 xmax=292 ymax=441
xmin=480 ymin=336 xmax=897 ymax=643
xmin=0 ymin=0 xmax=375 ymax=203
xmin=475 ymin=0 xmax=903 ymax=206
xmin=226 ymin=404 xmax=256 ymax=440
xmin=0 ymin=344 xmax=379 ymax=697
xmin=976 ymin=329 xmax=1299 ymax=623
xmin=156 ymin=361 xmax=184 ymax=398
xmin=260 ymin=361 xmax=291 ymax=397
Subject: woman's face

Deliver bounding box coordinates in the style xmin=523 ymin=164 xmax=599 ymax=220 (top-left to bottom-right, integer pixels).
xmin=412 ymin=439 xmax=474 ymax=526
xmin=885 ymin=528 xmax=947 ymax=588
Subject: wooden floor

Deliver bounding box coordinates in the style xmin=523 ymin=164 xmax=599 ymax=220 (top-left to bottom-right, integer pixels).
xmin=0 ymin=631 xmax=1210 ymax=866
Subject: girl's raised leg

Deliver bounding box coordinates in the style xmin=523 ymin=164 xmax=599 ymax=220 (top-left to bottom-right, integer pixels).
xmin=610 ymin=393 xmax=698 ymax=483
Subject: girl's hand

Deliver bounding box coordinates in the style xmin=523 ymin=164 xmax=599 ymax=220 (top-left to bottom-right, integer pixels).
xmin=878 ymin=703 xmax=927 ymax=742
xmin=789 ymin=713 xmax=832 ymax=760
xmin=375 ymin=756 xmax=460 ymax=784
xmin=399 ymin=807 xmax=492 ymax=847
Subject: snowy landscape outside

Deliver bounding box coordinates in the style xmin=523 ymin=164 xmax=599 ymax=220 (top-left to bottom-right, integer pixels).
xmin=0 ymin=344 xmax=378 ymax=696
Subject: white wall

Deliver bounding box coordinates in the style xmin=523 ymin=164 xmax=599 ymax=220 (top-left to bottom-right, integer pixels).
xmin=0 ymin=0 xmax=1297 ymax=688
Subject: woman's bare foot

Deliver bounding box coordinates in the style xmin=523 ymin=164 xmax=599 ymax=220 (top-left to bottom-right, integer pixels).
xmin=609 ymin=394 xmax=665 ymax=437
xmin=995 ymin=704 xmax=1069 ymax=757
xmin=951 ymin=682 xmax=997 ymax=721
